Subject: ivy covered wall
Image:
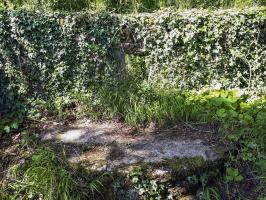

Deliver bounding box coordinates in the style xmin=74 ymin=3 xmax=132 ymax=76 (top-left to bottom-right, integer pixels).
xmin=0 ymin=8 xmax=266 ymax=112
xmin=127 ymin=8 xmax=266 ymax=91
xmin=0 ymin=11 xmax=121 ymax=112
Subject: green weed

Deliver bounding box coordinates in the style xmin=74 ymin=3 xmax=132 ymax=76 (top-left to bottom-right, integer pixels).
xmin=0 ymin=146 xmax=107 ymax=200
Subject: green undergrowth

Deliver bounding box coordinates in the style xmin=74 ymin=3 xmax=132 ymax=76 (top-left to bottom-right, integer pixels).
xmin=0 ymin=132 xmax=111 ymax=200
xmin=28 ymin=81 xmax=266 ymax=173
xmin=1 ymin=81 xmax=265 ymax=199
xmin=32 ymin=82 xmax=266 ymax=127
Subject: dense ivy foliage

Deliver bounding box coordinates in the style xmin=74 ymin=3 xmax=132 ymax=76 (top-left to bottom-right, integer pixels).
xmin=126 ymin=8 xmax=266 ymax=91
xmin=0 ymin=8 xmax=265 ymax=116
xmin=0 ymin=10 xmax=121 ymax=114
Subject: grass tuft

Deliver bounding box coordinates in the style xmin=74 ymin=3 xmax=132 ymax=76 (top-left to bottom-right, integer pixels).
xmin=1 ymin=146 xmax=108 ymax=200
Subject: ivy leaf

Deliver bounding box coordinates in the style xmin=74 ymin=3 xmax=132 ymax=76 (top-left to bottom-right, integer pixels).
xmin=4 ymin=126 xmax=10 ymax=133
xmin=227 ymin=133 xmax=241 ymax=142
xmin=11 ymin=122 xmax=19 ymax=129
xmin=235 ymin=175 xmax=244 ymax=182
xmin=216 ymin=108 xmax=227 ymax=118
xmin=225 ymin=167 xmax=244 ymax=182
xmin=239 ymin=113 xmax=254 ymax=124
xmin=132 ymin=176 xmax=139 ymax=184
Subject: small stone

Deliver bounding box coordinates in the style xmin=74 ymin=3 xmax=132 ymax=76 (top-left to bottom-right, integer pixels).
xmin=12 ymin=133 xmax=21 ymax=141
xmin=18 ymin=158 xmax=25 ymax=165
xmin=96 ymin=164 xmax=107 ymax=171
xmin=148 ymin=122 xmax=156 ymax=129
xmin=150 ymin=169 xmax=172 ymax=183
xmin=178 ymin=195 xmax=196 ymax=200
xmin=196 ymin=188 xmax=204 ymax=199
xmin=168 ymin=186 xmax=188 ymax=197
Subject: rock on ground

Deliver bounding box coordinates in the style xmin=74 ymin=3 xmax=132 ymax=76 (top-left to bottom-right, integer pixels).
xmin=41 ymin=119 xmax=227 ymax=172
xmin=41 ymin=119 xmax=229 ymax=199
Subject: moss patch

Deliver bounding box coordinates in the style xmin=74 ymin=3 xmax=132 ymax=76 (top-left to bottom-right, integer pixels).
xmin=120 ymin=156 xmax=210 ymax=182
xmin=163 ymin=156 xmax=207 ymax=179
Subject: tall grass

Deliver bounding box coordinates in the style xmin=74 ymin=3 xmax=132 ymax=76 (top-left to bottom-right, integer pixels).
xmin=1 ymin=0 xmax=265 ymax=12
xmin=40 ymin=80 xmax=247 ymax=126
xmin=1 ymin=146 xmax=109 ymax=200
